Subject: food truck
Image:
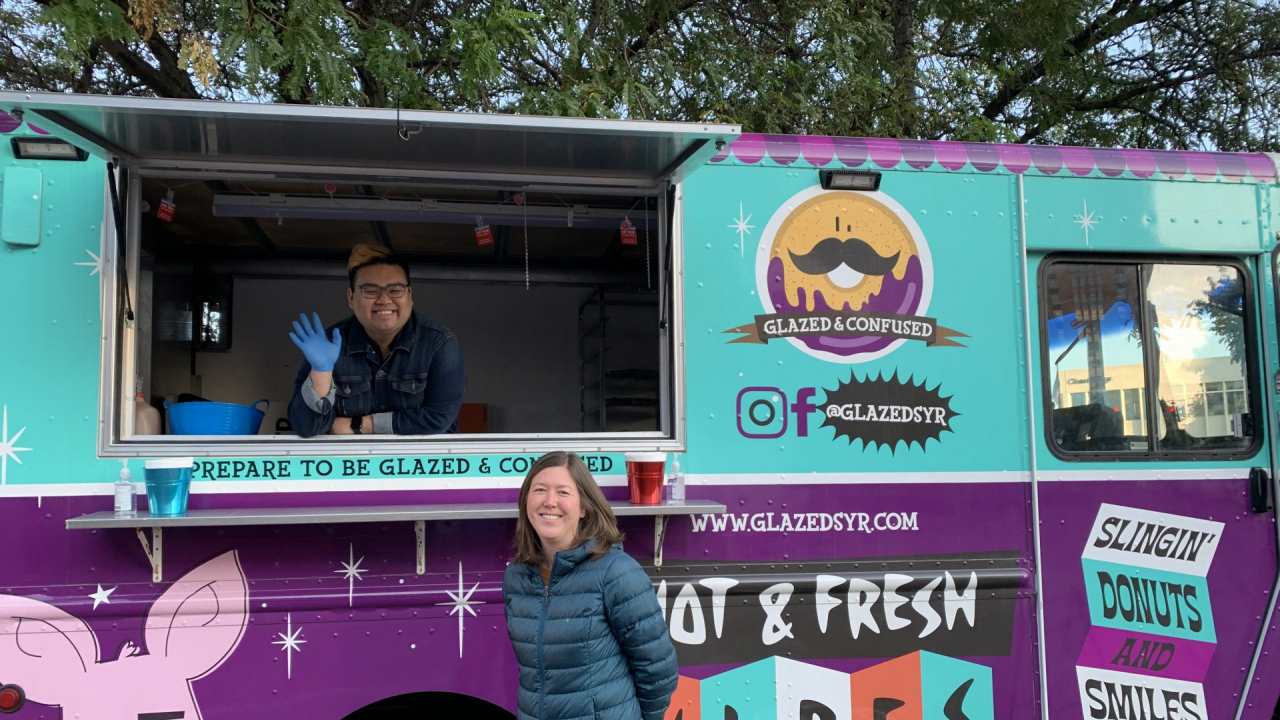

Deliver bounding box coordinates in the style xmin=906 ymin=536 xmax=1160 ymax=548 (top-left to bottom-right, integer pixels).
xmin=1 ymin=91 xmax=1279 ymax=720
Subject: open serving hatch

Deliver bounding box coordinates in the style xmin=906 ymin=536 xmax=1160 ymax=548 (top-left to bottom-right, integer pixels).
xmin=2 ymin=91 xmax=737 ymax=187
xmin=0 ymin=91 xmax=740 ymax=456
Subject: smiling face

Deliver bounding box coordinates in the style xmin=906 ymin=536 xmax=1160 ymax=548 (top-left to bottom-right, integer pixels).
xmin=525 ymin=466 xmax=586 ymax=558
xmin=347 ymin=262 xmax=413 ymax=343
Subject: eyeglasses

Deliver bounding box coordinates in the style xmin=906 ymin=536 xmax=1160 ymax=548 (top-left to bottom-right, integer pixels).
xmin=356 ymin=283 xmax=409 ymax=299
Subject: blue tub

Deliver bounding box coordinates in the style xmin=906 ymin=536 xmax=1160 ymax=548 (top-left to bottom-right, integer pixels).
xmin=166 ymin=399 xmax=269 ymax=435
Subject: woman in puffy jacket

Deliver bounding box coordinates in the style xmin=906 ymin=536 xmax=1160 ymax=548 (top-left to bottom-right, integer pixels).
xmin=503 ymin=451 xmax=678 ymax=720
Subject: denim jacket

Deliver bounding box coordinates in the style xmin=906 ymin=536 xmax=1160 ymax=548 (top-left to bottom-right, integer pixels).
xmin=287 ymin=310 xmax=466 ymax=437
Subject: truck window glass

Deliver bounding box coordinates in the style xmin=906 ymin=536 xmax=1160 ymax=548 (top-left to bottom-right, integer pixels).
xmin=1146 ymin=263 xmax=1251 ymax=450
xmin=1042 ymin=259 xmax=1254 ymax=457
xmin=1045 ymin=263 xmax=1145 ymax=452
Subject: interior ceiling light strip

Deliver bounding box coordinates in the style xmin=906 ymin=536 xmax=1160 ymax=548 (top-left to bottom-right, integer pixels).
xmin=212 ymin=194 xmax=655 ymax=230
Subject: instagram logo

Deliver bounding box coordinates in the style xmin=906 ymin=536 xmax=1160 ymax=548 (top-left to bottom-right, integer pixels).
xmin=736 ymin=386 xmax=817 ymax=439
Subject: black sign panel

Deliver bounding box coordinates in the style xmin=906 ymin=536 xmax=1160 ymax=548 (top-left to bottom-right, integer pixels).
xmin=646 ymin=552 xmax=1020 ymax=666
xmin=820 ymin=372 xmax=959 ymax=452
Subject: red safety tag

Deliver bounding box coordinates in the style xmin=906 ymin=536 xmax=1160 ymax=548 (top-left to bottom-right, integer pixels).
xmin=475 ymin=224 xmax=493 ymax=247
xmin=620 ymin=219 xmax=637 ymax=246
xmin=157 ymin=198 xmax=176 ymax=223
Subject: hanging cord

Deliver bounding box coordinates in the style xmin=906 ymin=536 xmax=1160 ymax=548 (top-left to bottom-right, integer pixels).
xmin=622 ymin=196 xmax=653 ymax=291
xmin=106 ymin=162 xmax=135 ymax=321
xmin=160 ymin=180 xmax=201 ymax=192
xmin=395 ymin=95 xmax=423 ymax=141
xmin=396 ymin=97 xmax=408 ymax=140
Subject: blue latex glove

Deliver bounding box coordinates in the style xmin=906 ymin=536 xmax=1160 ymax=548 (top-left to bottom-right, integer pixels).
xmin=289 ymin=312 xmax=342 ymax=372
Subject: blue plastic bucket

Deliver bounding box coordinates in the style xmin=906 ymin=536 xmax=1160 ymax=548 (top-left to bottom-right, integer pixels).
xmin=166 ymin=399 xmax=268 ymax=435
xmin=144 ymin=458 xmax=194 ymax=517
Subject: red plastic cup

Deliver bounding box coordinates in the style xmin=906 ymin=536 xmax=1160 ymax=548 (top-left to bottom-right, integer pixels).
xmin=624 ymin=452 xmax=667 ymax=505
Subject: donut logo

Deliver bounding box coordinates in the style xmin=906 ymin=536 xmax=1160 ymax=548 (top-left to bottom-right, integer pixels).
xmin=726 ymin=187 xmax=965 ymax=363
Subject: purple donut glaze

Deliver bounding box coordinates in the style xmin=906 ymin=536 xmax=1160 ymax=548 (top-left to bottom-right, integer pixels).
xmin=765 ymin=255 xmax=926 ymax=358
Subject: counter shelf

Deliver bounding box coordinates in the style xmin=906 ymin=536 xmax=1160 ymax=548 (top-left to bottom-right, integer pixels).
xmin=66 ymin=499 xmax=727 ymax=581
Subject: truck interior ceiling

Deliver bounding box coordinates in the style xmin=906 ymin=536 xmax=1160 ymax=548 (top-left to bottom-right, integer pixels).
xmin=131 ymin=175 xmax=667 ymax=439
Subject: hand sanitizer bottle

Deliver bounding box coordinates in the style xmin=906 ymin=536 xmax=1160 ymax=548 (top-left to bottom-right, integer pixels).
xmin=114 ymin=459 xmax=136 ymax=518
xmin=670 ymin=459 xmax=685 ymax=502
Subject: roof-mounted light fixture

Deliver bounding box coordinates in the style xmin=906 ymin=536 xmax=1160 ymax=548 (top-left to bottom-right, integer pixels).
xmin=10 ymin=136 xmax=88 ymax=161
xmin=820 ymin=169 xmax=881 ymax=191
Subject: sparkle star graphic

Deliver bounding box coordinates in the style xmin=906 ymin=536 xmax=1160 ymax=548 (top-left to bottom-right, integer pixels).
xmin=272 ymin=613 xmax=306 ymax=680
xmin=74 ymin=249 xmax=102 ymax=276
xmin=334 ymin=543 xmax=367 ymax=607
xmin=1073 ymin=199 xmax=1100 ymax=246
xmin=435 ymin=562 xmax=485 ymax=658
xmin=0 ymin=405 xmax=32 ymax=485
xmin=728 ymin=203 xmax=755 ymax=258
xmin=88 ymin=584 xmax=115 ymax=610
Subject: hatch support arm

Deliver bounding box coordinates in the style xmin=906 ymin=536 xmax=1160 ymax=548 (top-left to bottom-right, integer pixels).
xmin=106 ymin=162 xmax=135 ymax=322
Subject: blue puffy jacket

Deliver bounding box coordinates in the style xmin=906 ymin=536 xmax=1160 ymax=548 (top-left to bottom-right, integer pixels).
xmin=503 ymin=540 xmax=678 ymax=720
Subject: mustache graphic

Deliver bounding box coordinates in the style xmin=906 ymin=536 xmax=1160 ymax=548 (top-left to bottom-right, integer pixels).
xmin=788 ymin=236 xmax=900 ymax=277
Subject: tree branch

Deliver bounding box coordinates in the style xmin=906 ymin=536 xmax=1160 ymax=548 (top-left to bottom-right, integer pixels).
xmin=1017 ymin=39 xmax=1280 ymax=142
xmin=983 ymin=0 xmax=1191 ymax=121
xmin=97 ymin=36 xmax=199 ymax=98
xmin=625 ymin=0 xmax=703 ymax=60
xmin=80 ymin=0 xmax=203 ymax=98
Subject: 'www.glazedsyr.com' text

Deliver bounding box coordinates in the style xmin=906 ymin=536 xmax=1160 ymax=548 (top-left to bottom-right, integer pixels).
xmin=689 ymin=511 xmax=919 ymax=534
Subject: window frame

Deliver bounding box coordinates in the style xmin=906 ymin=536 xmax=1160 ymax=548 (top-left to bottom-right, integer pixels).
xmin=98 ymin=168 xmax=688 ymax=458
xmin=1038 ymin=253 xmax=1263 ymax=462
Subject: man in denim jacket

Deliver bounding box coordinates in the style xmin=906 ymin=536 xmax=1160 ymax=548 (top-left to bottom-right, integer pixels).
xmin=286 ymin=244 xmax=466 ymax=437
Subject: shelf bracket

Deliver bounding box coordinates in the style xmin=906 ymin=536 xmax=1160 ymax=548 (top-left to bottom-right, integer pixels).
xmin=136 ymin=527 xmax=163 ymax=583
xmin=654 ymin=515 xmax=670 ymax=568
xmin=415 ymin=520 xmax=426 ymax=575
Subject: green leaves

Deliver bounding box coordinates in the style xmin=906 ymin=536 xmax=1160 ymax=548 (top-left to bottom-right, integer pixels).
xmin=447 ymin=3 xmax=535 ymax=107
xmin=40 ymin=0 xmax=134 ymax=55
xmin=6 ymin=0 xmax=1280 ymax=151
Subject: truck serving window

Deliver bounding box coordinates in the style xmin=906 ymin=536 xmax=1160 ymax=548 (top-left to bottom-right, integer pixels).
xmin=1040 ymin=258 xmax=1258 ymax=458
xmin=123 ymin=177 xmax=674 ymax=449
xmin=0 ymin=92 xmax=737 ymax=455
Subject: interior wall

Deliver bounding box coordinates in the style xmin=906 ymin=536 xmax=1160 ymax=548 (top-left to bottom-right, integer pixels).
xmin=150 ymin=276 xmax=655 ymax=434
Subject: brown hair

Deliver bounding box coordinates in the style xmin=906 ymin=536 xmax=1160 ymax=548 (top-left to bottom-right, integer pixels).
xmin=347 ymin=243 xmax=410 ymax=290
xmin=513 ymin=451 xmax=623 ymax=565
